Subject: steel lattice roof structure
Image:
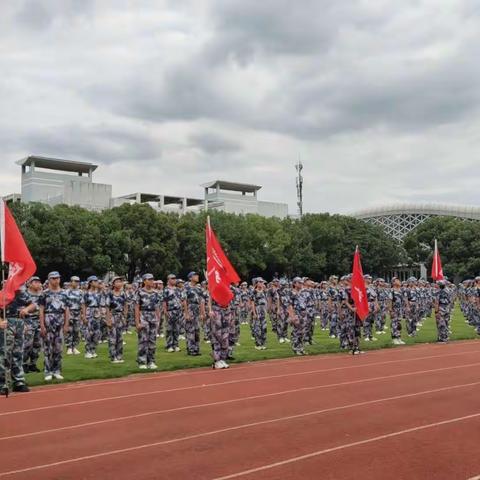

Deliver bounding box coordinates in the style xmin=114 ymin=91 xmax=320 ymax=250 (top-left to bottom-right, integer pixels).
xmin=349 ymin=203 xmax=480 ymax=241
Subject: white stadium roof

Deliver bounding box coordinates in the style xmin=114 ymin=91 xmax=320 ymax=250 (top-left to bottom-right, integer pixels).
xmin=349 ymin=203 xmax=480 ymax=240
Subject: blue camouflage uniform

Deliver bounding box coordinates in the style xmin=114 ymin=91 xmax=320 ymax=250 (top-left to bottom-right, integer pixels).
xmin=251 ymin=289 xmax=268 ymax=348
xmin=0 ymin=290 xmax=31 ymax=389
xmin=107 ymin=290 xmax=127 ymax=361
xmin=135 ymin=288 xmax=161 ymax=366
xmin=39 ymin=289 xmax=70 ymax=376
xmin=185 ymin=282 xmax=204 ymax=355
xmin=23 ymin=289 xmax=42 ymax=371
xmin=66 ymin=287 xmax=83 ymax=350
xmin=83 ymin=290 xmax=102 ymax=355
xmin=163 ymin=286 xmax=182 ymax=350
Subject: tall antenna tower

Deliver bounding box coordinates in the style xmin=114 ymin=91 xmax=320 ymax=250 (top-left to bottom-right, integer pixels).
xmin=295 ymin=159 xmax=303 ymax=217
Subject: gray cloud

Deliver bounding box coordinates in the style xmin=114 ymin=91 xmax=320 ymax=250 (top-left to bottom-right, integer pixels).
xmin=1 ymin=0 xmax=480 ymax=214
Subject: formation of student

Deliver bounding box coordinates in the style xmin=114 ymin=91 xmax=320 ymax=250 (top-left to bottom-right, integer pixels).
xmin=0 ymin=271 xmax=462 ymax=395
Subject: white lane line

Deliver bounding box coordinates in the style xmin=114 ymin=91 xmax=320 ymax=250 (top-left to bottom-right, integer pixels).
xmin=1 ymin=381 xmax=479 ymax=477
xmin=25 ymin=340 xmax=480 ymax=396
xmin=3 ymin=350 xmax=480 ymax=417
xmin=1 ymin=362 xmax=480 ymax=439
xmin=211 ymin=412 xmax=480 ymax=480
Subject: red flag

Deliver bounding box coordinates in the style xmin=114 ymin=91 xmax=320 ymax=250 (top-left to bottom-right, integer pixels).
xmin=351 ymin=246 xmax=369 ymax=321
xmin=431 ymin=239 xmax=444 ymax=281
xmin=0 ymin=199 xmax=37 ymax=307
xmin=206 ymin=217 xmax=240 ymax=307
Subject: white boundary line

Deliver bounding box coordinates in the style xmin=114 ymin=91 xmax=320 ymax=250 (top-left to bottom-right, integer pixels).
xmin=1 ymin=381 xmax=479 ymax=477
xmin=25 ymin=340 xmax=480 ymax=396
xmin=1 ymin=361 xmax=480 ymax=436
xmin=3 ymin=350 xmax=480 ymax=417
xmin=211 ymin=412 xmax=480 ymax=480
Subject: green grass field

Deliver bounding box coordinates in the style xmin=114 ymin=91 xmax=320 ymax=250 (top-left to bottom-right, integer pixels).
xmin=25 ymin=305 xmax=479 ymax=387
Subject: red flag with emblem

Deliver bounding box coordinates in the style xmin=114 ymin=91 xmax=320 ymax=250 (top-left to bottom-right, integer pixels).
xmin=0 ymin=198 xmax=37 ymax=307
xmin=351 ymin=246 xmax=369 ymax=321
xmin=206 ymin=217 xmax=240 ymax=307
xmin=431 ymin=239 xmax=444 ymax=281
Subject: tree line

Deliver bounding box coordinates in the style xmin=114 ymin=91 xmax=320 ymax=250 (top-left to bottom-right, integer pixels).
xmin=7 ymin=202 xmax=404 ymax=282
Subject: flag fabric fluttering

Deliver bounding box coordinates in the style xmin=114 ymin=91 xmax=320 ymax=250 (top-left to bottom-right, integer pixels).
xmin=350 ymin=246 xmax=369 ymax=321
xmin=431 ymin=238 xmax=444 ymax=281
xmin=0 ymin=198 xmax=37 ymax=308
xmin=206 ymin=217 xmax=240 ymax=307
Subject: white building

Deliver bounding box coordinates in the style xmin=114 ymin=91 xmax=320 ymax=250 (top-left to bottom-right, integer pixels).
xmin=17 ymin=156 xmax=112 ymax=211
xmin=202 ymin=180 xmax=288 ymax=218
xmin=10 ymin=157 xmax=288 ymax=218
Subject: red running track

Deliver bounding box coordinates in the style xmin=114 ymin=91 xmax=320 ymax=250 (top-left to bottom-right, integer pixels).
xmin=1 ymin=340 xmax=480 ymax=480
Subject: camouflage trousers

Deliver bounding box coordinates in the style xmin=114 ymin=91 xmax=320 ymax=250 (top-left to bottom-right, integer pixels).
xmin=85 ymin=310 xmax=101 ymax=354
xmin=0 ymin=317 xmax=26 ymax=388
xmin=252 ymin=307 xmax=267 ymax=347
xmin=228 ymin=308 xmax=240 ymax=355
xmin=44 ymin=313 xmax=65 ymax=375
xmin=270 ymin=309 xmax=278 ymax=333
xmin=436 ymin=310 xmax=450 ymax=342
xmin=166 ymin=310 xmax=181 ymax=349
xmin=344 ymin=314 xmax=361 ymax=352
xmin=291 ymin=310 xmax=306 ymax=354
xmin=320 ymin=307 xmax=329 ymax=329
xmin=100 ymin=315 xmax=108 ymax=342
xmin=210 ymin=306 xmax=231 ymax=362
xmin=178 ymin=312 xmax=186 ymax=337
xmin=186 ymin=305 xmax=201 ymax=355
xmin=276 ymin=308 xmax=289 ymax=340
xmin=157 ymin=313 xmax=165 ymax=337
xmin=66 ymin=310 xmax=81 ymax=350
xmin=375 ymin=307 xmax=387 ymax=332
xmin=391 ymin=310 xmax=402 ymax=339
xmin=363 ymin=311 xmax=375 ymax=339
xmin=303 ymin=309 xmax=316 ymax=344
xmin=108 ymin=312 xmax=125 ymax=360
xmin=329 ymin=312 xmax=338 ymax=338
xmin=406 ymin=304 xmax=418 ymax=336
xmin=338 ymin=311 xmax=350 ymax=348
xmin=239 ymin=307 xmax=249 ymax=325
xmin=137 ymin=311 xmax=158 ymax=365
xmin=23 ymin=317 xmax=42 ymax=368
xmin=126 ymin=305 xmax=135 ymax=331
xmin=203 ymin=317 xmax=211 ymax=342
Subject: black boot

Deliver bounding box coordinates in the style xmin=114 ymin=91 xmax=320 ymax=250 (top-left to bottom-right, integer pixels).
xmin=0 ymin=387 xmax=8 ymax=396
xmin=13 ymin=384 xmax=30 ymax=393
xmin=29 ymin=365 xmax=41 ymax=373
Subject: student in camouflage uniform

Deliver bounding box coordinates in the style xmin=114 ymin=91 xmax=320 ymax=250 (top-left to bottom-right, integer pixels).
xmin=0 ymin=287 xmax=36 ymax=394
xmin=201 ymin=281 xmax=211 ymax=343
xmin=267 ymin=280 xmax=280 ymax=333
xmin=250 ymin=278 xmax=268 ymax=350
xmin=106 ymin=277 xmax=128 ymax=363
xmin=337 ymin=276 xmax=350 ymax=349
xmin=39 ymin=272 xmax=70 ymax=381
xmin=277 ymin=279 xmax=292 ymax=343
xmin=318 ymin=281 xmax=330 ymax=331
xmin=363 ymin=275 xmax=379 ymax=342
xmin=434 ymin=280 xmax=451 ymax=343
xmin=389 ymin=277 xmax=406 ymax=345
xmin=66 ymin=276 xmax=83 ymax=355
xmin=374 ymin=279 xmax=389 ymax=335
xmin=22 ymin=276 xmax=43 ymax=373
xmin=328 ymin=276 xmax=340 ymax=339
xmin=290 ymin=277 xmax=307 ymax=355
xmin=98 ymin=280 xmax=109 ymax=344
xmin=82 ymin=276 xmax=102 ymax=359
xmin=163 ymin=274 xmax=185 ymax=353
xmin=185 ymin=272 xmax=205 ymax=356
xmin=405 ymin=277 xmax=419 ymax=337
xmin=207 ymin=294 xmax=232 ymax=369
xmin=155 ymin=280 xmax=165 ymax=338
xmin=238 ymin=282 xmax=250 ymax=326
xmin=135 ymin=274 xmax=161 ymax=369
xmin=303 ymin=278 xmax=317 ymax=345
xmin=176 ymin=279 xmax=187 ymax=341
xmin=124 ymin=283 xmax=136 ymax=335
xmin=229 ymin=283 xmax=241 ymax=355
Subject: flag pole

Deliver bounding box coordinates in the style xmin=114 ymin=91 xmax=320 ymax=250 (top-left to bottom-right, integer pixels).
xmin=0 ymin=199 xmax=9 ymax=398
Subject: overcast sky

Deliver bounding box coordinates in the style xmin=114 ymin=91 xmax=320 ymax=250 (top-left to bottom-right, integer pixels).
xmin=1 ymin=0 xmax=479 ymax=214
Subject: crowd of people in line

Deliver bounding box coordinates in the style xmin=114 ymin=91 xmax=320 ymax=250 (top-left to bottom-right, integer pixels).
xmin=1 ymin=269 xmax=472 ymax=395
